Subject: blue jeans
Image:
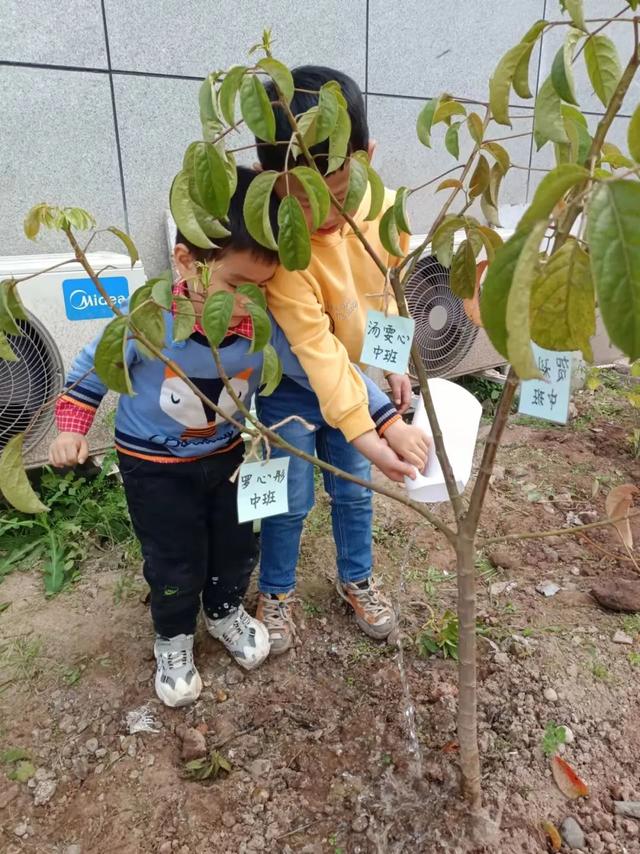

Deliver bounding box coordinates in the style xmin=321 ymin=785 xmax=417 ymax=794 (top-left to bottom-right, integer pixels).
xmin=256 ymin=377 xmax=373 ymax=594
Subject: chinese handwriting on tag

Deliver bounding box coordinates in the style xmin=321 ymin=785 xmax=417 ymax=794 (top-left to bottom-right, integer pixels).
xmin=360 ymin=310 xmax=415 ymax=374
xmin=518 ymin=345 xmax=573 ymax=424
xmin=236 ymin=457 xmax=290 ymax=523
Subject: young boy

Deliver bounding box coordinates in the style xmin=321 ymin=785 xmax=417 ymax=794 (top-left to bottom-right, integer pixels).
xmin=49 ymin=167 xmax=425 ymax=706
xmin=254 ymin=66 xmax=426 ymax=654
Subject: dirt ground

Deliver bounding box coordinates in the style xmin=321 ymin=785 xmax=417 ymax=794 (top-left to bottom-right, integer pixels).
xmin=1 ymin=371 xmax=639 ymax=854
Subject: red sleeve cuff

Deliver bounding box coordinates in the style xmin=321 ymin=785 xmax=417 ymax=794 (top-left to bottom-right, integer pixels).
xmin=55 ymin=398 xmax=96 ymax=435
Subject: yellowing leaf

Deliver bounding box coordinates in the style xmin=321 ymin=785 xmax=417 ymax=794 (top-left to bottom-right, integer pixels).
xmin=530 ymin=239 xmax=595 ymax=361
xmin=482 ymin=142 xmax=510 ymax=174
xmin=584 ymin=35 xmax=622 ymax=109
xmin=542 ymin=820 xmax=562 ymax=851
xmin=489 ymin=42 xmax=531 ymax=126
xmin=0 ymin=434 xmax=48 ymax=514
xmin=450 ymin=240 xmax=476 ymax=299
xmin=469 ymin=155 xmax=490 ymax=198
xmin=463 ymin=260 xmax=487 ymax=327
xmin=605 ymin=483 xmax=638 ymax=550
xmin=505 ymin=221 xmax=547 ymax=379
xmin=436 ymin=178 xmax=464 ymax=193
xmin=467 ymin=112 xmax=484 ymax=144
xmin=551 ymin=756 xmax=589 ymax=799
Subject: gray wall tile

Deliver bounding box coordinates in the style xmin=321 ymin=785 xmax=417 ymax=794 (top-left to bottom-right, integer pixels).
xmin=104 ymin=0 xmax=366 ymax=86
xmin=114 ymin=74 xmax=257 ymax=277
xmin=537 ymin=2 xmax=639 ymax=117
xmin=368 ymin=0 xmax=545 ymax=103
xmin=0 ymin=1 xmax=107 ymax=68
xmin=367 ymin=95 xmax=531 ymax=237
xmin=0 ymin=66 xmax=124 ymax=256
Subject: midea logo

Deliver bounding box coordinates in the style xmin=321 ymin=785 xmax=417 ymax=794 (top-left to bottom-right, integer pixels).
xmin=68 ymin=290 xmax=127 ymax=311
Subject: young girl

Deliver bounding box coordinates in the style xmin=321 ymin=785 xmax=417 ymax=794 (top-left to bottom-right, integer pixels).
xmin=49 ymin=167 xmax=426 ymax=707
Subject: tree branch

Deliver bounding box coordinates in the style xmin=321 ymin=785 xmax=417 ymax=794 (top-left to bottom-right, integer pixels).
xmin=480 ymin=509 xmax=640 ymax=546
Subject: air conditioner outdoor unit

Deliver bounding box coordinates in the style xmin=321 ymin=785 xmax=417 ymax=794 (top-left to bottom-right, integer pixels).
xmin=0 ymin=252 xmax=147 ymax=467
xmin=407 ymin=228 xmax=621 ymax=380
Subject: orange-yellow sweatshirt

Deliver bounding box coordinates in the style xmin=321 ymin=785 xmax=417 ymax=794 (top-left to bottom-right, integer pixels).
xmin=265 ymin=188 xmax=408 ymax=442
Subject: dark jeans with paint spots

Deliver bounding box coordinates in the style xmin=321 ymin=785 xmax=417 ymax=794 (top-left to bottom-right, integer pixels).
xmin=118 ymin=443 xmax=258 ymax=638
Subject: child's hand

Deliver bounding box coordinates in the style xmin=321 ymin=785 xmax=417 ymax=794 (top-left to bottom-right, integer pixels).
xmin=352 ymin=430 xmax=417 ymax=482
xmin=386 ymin=373 xmax=413 ymax=414
xmin=49 ymin=433 xmax=89 ymax=468
xmin=383 ymin=420 xmax=431 ymax=473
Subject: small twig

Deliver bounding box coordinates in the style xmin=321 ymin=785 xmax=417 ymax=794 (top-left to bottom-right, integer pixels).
xmin=276 ymin=820 xmax=320 ymax=841
xmin=411 ymin=164 xmax=464 ymax=194
xmin=481 ymin=509 xmax=640 ymax=545
xmin=579 ymin=531 xmax=637 ymax=565
xmin=574 ymin=6 xmax=630 ymax=62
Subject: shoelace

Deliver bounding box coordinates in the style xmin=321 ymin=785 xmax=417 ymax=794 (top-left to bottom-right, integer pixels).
xmin=349 ymin=583 xmax=389 ymax=619
xmin=165 ymin=649 xmax=189 ymax=670
xmin=260 ymin=596 xmax=293 ymax=629
xmin=222 ymin=616 xmax=248 ymax=646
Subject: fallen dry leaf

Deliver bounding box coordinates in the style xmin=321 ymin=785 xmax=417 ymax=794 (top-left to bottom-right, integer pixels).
xmin=441 ymin=741 xmax=459 ymax=753
xmin=463 ymin=260 xmax=487 ymax=328
xmin=551 ymin=756 xmax=589 ymax=799
xmin=605 ymin=483 xmax=638 ymax=550
xmin=542 ymin=820 xmax=562 ymax=851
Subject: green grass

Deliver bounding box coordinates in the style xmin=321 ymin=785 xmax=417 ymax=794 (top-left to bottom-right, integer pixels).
xmin=0 ymin=452 xmax=137 ymax=597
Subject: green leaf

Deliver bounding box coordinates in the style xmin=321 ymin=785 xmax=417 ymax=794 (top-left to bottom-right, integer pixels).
xmin=469 ymin=154 xmax=491 ymax=198
xmin=531 ymin=239 xmax=595 ymax=360
xmin=353 ymin=153 xmax=385 ymax=222
xmin=629 ymin=103 xmax=640 ymax=163
xmin=107 ymin=226 xmax=139 ymax=267
xmin=242 ymin=170 xmax=279 ymax=251
xmin=587 ymin=180 xmax=640 ymax=360
xmin=601 ymin=142 xmax=633 ymax=169
xmin=445 ymin=122 xmax=461 ymax=159
xmin=258 ymin=57 xmax=294 ymax=104
xmin=130 ymin=300 xmax=165 ymax=359
xmin=513 ymin=20 xmax=549 ymax=100
xmin=10 ymin=760 xmax=36 ymax=783
xmin=327 ymin=104 xmax=351 ymax=173
xmin=584 ymin=35 xmax=622 ymax=108
xmin=202 ymin=291 xmax=234 ymax=347
xmin=480 ymin=230 xmax=530 ymax=357
xmin=63 ymin=207 xmax=96 ymax=231
xmin=467 ymin=112 xmax=484 ymax=144
xmin=562 ymin=104 xmax=592 ymax=163
xmin=94 ymin=315 xmax=133 ymax=395
xmin=490 ymin=42 xmax=531 ymax=126
xmin=0 ymin=747 xmax=31 ymax=764
xmin=260 ymin=342 xmax=283 ymax=396
xmin=150 ymin=271 xmax=174 ymax=310
xmin=379 ymin=206 xmax=403 ymax=257
xmin=186 ymin=142 xmax=230 ymax=219
xmin=505 ymin=221 xmax=547 ymax=379
xmin=128 ymin=282 xmax=152 ymax=315
xmin=237 ymin=282 xmax=267 ymax=310
xmin=551 ymin=28 xmax=582 ymax=106
xmin=240 ymin=73 xmax=276 ymax=142
xmin=316 ymin=84 xmax=340 ymax=142
xmin=534 ymin=76 xmax=569 ymax=149
xmin=470 ymin=225 xmax=504 ymax=263
xmin=432 ymin=216 xmax=465 ymax=267
xmin=246 ymin=301 xmax=271 ymax=353
xmin=393 ymin=186 xmax=411 ymax=234
xmin=416 ymin=97 xmax=439 ymax=147
xmin=0 ymin=279 xmax=22 ymax=336
xmin=561 ymin=0 xmax=586 ymax=30
xmin=277 ymin=195 xmax=311 ymax=271
xmin=482 ymin=142 xmax=511 ymax=174
xmin=198 ymin=72 xmax=224 ymax=142
xmin=518 ymin=163 xmax=588 ymax=232
xmin=0 ymin=434 xmax=48 ymax=514
xmin=170 ymin=171 xmax=214 ymax=250
xmin=450 ymin=240 xmax=476 ymax=298
xmin=343 ymin=156 xmax=369 ymax=215
xmin=0 ymin=329 xmax=17 ymax=361
xmin=433 ymin=98 xmax=467 ymax=124
xmin=218 ymin=66 xmax=247 ymax=127
xmin=172 ymin=295 xmax=196 ymax=342
xmin=290 ymin=166 xmax=331 ymax=230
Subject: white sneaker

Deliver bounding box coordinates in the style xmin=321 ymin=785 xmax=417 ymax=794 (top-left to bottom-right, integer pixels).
xmin=204 ymin=604 xmax=270 ymax=670
xmin=154 ymin=633 xmax=203 ymax=708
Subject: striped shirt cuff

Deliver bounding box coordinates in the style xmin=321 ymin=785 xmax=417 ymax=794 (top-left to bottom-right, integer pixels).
xmin=372 ymin=401 xmax=400 ymax=436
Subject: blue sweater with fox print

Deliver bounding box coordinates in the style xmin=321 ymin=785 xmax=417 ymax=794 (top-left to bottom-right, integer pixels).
xmin=60 ymin=309 xmax=398 ymax=463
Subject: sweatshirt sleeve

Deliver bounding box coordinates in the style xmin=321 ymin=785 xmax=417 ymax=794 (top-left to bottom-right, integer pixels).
xmin=266 ymin=273 xmax=375 ymax=441
xmin=269 ymin=319 xmax=398 ymax=436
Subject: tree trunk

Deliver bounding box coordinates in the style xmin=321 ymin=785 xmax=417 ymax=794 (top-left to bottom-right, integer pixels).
xmin=456 ymin=532 xmax=482 ymax=809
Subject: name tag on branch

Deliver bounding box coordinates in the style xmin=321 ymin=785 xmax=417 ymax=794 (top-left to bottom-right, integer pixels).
xmin=518 ymin=345 xmax=573 ymax=425
xmin=236 ymin=457 xmax=290 ymax=523
xmin=360 ymin=310 xmax=415 ymax=375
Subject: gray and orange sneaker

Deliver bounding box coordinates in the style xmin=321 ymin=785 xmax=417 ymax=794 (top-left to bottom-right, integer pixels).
xmin=256 ymin=591 xmax=296 ymax=655
xmin=336 ymin=577 xmax=396 ymax=640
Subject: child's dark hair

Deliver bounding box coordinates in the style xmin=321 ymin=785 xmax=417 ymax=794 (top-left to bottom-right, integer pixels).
xmin=256 ymin=66 xmax=369 ymax=175
xmin=175 ymin=165 xmax=279 ymax=263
